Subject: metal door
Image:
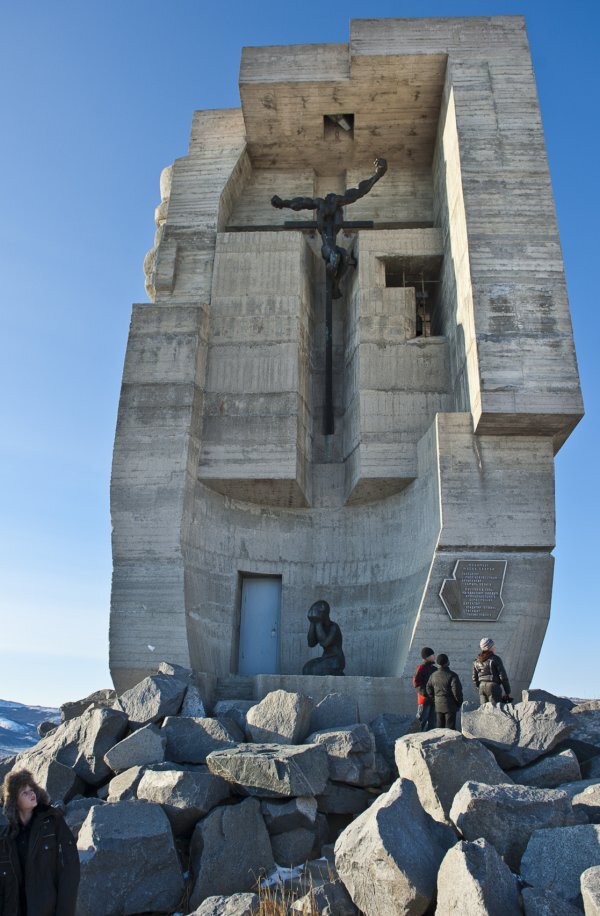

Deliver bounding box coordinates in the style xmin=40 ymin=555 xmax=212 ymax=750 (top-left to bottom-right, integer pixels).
xmin=238 ymin=577 xmax=281 ymax=675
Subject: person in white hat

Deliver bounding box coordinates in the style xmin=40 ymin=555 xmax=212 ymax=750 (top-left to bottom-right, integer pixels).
xmin=472 ymin=637 xmax=512 ymax=705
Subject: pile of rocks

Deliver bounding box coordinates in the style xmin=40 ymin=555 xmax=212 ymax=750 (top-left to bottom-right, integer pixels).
xmin=1 ymin=666 xmax=599 ymax=915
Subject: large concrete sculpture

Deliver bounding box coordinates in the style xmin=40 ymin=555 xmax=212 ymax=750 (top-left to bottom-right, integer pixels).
xmin=110 ymin=17 xmax=583 ymax=715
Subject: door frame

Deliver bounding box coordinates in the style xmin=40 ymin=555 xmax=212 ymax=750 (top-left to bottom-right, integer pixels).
xmin=231 ymin=571 xmax=283 ymax=675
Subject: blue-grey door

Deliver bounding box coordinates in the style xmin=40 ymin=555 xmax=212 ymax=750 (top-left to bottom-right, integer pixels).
xmin=238 ymin=577 xmax=281 ymax=675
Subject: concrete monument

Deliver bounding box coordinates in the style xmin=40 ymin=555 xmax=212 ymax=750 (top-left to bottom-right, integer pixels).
xmin=110 ymin=17 xmax=583 ymax=715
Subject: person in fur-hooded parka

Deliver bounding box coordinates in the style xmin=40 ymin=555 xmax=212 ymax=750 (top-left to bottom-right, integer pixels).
xmin=0 ymin=769 xmax=79 ymax=916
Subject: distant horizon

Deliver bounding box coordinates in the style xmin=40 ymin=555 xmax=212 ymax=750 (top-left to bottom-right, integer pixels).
xmin=1 ymin=0 xmax=599 ymax=707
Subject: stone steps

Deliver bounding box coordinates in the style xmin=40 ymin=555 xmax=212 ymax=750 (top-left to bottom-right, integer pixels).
xmin=215 ymin=675 xmax=255 ymax=702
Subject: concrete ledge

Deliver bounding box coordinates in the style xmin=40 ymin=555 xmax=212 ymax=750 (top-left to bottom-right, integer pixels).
xmin=253 ymin=674 xmax=413 ymax=721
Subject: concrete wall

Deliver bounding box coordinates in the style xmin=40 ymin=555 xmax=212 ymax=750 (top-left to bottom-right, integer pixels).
xmin=110 ymin=16 xmax=583 ymax=706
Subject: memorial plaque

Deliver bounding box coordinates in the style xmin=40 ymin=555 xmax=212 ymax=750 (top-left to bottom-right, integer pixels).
xmin=439 ymin=560 xmax=507 ymax=621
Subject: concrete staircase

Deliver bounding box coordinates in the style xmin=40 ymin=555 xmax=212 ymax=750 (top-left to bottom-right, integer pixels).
xmin=215 ymin=675 xmax=255 ymax=702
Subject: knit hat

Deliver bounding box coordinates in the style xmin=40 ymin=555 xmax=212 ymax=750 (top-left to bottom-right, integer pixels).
xmin=421 ymin=647 xmax=435 ymax=659
xmin=480 ymin=637 xmax=494 ymax=652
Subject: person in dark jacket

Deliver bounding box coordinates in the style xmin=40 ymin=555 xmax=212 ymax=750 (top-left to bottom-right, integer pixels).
xmin=472 ymin=637 xmax=512 ymax=706
xmin=413 ymin=647 xmax=437 ymax=731
xmin=426 ymin=654 xmax=464 ymax=730
xmin=1 ymin=769 xmax=80 ymax=916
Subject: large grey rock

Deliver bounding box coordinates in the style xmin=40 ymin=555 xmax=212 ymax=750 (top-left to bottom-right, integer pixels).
xmin=521 ymin=824 xmax=600 ymax=906
xmin=461 ymin=700 xmax=575 ymax=768
xmin=558 ymin=777 xmax=600 ymax=799
xmin=370 ymin=713 xmax=416 ymax=767
xmin=522 ymin=689 xmax=576 ymax=713
xmin=181 ymin=685 xmax=208 ymax=718
xmin=16 ymin=707 xmax=129 ymax=786
xmin=271 ymin=827 xmax=316 ymax=866
xmin=191 ymin=894 xmax=259 ymax=916
xmin=64 ymin=798 xmax=104 ymax=840
xmin=10 ymin=752 xmax=84 ymax=803
xmin=584 ymin=756 xmax=600 ymax=779
xmin=261 ymin=796 xmax=317 ymax=834
xmin=290 ymin=880 xmax=357 ymax=915
xmin=316 ymin=781 xmax=371 ymax=815
xmin=510 ymin=748 xmax=581 ymax=788
xmin=305 ymin=725 xmax=376 ymax=786
xmin=161 ymin=716 xmax=237 ymax=764
xmin=60 ymin=689 xmax=117 ymax=722
xmin=158 ymin=660 xmax=194 ymax=680
xmin=118 ymin=673 xmax=187 ymax=727
xmin=573 ymin=783 xmax=600 ymax=823
xmin=0 ymin=756 xmax=16 ymax=782
xmin=218 ymin=717 xmax=246 ymax=743
xmin=107 ymin=765 xmax=146 ymax=801
xmin=310 ymin=693 xmax=359 ymax=733
xmin=572 ymin=706 xmax=600 ymax=749
xmin=246 ymin=690 xmax=314 ymax=744
xmin=213 ymin=700 xmax=256 ymax=734
xmin=103 ymin=722 xmax=166 ymax=773
xmin=435 ymin=838 xmax=520 ymax=915
xmin=77 ymin=800 xmax=184 ymax=916
xmin=136 ymin=765 xmax=230 ymax=834
xmin=582 ymin=865 xmax=600 ymax=915
xmin=207 ymin=743 xmax=329 ymax=798
xmin=450 ymin=780 xmax=581 ymax=869
xmin=189 ymin=798 xmax=274 ymax=908
xmin=521 ymin=886 xmax=583 ymax=916
xmin=395 ymin=728 xmax=509 ymax=824
xmin=334 ymin=778 xmax=455 ymax=915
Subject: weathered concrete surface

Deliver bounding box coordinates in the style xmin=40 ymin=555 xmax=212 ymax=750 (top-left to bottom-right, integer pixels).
xmin=110 ymin=17 xmax=582 ymax=709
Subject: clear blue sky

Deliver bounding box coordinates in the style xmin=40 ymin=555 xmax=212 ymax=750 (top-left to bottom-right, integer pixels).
xmin=1 ymin=1 xmax=598 ymax=707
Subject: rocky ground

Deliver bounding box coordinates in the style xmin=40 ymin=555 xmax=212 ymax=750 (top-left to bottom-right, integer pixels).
xmin=1 ymin=666 xmax=600 ymax=915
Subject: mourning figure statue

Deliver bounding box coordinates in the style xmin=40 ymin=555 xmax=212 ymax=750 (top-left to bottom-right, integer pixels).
xmin=272 ymin=157 xmax=388 ymax=299
xmin=302 ymin=600 xmax=345 ymax=676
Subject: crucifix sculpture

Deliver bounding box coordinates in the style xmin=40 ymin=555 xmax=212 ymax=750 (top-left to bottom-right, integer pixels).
xmin=272 ymin=157 xmax=388 ymax=435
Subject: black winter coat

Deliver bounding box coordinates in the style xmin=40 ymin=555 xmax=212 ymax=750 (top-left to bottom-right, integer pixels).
xmin=426 ymin=665 xmax=464 ymax=713
xmin=472 ymin=652 xmax=511 ymax=695
xmin=0 ymin=804 xmax=79 ymax=916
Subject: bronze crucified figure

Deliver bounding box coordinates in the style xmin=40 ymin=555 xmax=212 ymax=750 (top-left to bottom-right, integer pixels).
xmin=271 ymin=157 xmax=387 ymax=298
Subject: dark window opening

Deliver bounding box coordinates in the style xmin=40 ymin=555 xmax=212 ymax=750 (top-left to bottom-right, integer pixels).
xmin=383 ymin=257 xmax=443 ymax=339
xmin=324 ymin=113 xmax=354 ymax=140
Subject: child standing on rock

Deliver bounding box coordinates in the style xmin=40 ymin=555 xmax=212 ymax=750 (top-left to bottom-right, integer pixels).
xmin=426 ymin=654 xmax=464 ymax=730
xmin=412 ymin=647 xmax=437 ymax=731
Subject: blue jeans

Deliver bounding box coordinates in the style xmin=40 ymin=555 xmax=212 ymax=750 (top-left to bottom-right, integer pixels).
xmin=417 ymin=701 xmax=436 ymax=731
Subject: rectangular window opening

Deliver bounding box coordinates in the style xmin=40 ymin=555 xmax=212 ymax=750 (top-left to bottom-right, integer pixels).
xmin=323 ymin=113 xmax=354 ymax=140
